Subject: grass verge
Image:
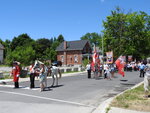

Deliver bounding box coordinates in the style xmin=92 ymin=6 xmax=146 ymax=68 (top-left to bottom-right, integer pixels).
xmin=110 ymin=84 xmax=150 ymax=112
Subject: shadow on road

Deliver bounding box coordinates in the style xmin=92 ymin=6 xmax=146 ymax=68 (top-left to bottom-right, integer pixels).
xmin=48 ymin=84 xmax=64 ymax=88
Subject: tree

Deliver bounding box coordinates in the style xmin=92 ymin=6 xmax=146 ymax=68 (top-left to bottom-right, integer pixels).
xmin=81 ymin=32 xmax=102 ymax=47
xmin=5 ymin=46 xmax=35 ymax=66
xmin=10 ymin=33 xmax=34 ymax=51
xmin=103 ymin=7 xmax=150 ymax=60
xmin=57 ymin=34 xmax=65 ymax=43
xmin=35 ymin=38 xmax=52 ymax=59
xmin=103 ymin=7 xmax=127 ymax=58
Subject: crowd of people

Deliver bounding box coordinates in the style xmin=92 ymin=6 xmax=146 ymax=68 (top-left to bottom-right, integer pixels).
xmin=86 ymin=62 xmax=116 ymax=80
xmin=9 ymin=60 xmax=150 ymax=96
xmin=10 ymin=61 xmax=61 ymax=92
xmin=86 ymin=60 xmax=150 ymax=98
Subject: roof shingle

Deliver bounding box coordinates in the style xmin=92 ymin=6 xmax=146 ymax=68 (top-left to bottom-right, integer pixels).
xmin=56 ymin=40 xmax=90 ymax=51
xmin=0 ymin=43 xmax=4 ymax=49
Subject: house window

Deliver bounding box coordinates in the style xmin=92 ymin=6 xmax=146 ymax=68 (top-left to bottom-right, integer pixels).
xmin=61 ymin=55 xmax=64 ymax=63
xmin=74 ymin=55 xmax=78 ymax=63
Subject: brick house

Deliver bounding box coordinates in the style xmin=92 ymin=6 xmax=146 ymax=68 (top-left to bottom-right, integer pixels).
xmin=0 ymin=43 xmax=4 ymax=63
xmin=56 ymin=40 xmax=92 ymax=66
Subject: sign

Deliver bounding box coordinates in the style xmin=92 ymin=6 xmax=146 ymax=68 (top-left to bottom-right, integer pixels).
xmin=128 ymin=55 xmax=132 ymax=62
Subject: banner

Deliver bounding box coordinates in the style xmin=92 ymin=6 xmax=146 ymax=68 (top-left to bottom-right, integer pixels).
xmin=91 ymin=47 xmax=100 ymax=71
xmin=128 ymin=55 xmax=132 ymax=62
xmin=106 ymin=51 xmax=113 ymax=64
xmin=115 ymin=56 xmax=125 ymax=77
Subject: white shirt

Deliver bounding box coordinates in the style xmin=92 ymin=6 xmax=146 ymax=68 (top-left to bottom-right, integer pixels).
xmin=86 ymin=64 xmax=91 ymax=70
xmin=104 ymin=64 xmax=109 ymax=70
xmin=145 ymin=64 xmax=150 ymax=77
xmin=51 ymin=66 xmax=58 ymax=75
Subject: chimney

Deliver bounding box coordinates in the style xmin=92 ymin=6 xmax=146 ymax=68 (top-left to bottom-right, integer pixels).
xmin=64 ymin=41 xmax=67 ymax=50
xmin=64 ymin=41 xmax=67 ymax=66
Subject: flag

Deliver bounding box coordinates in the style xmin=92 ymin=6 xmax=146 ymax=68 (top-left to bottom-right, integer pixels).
xmin=115 ymin=56 xmax=125 ymax=77
xmin=106 ymin=51 xmax=113 ymax=64
xmin=91 ymin=46 xmax=100 ymax=71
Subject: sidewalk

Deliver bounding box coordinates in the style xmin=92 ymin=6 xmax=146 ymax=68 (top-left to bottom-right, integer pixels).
xmin=0 ymin=71 xmax=86 ymax=83
xmin=109 ymin=107 xmax=150 ymax=113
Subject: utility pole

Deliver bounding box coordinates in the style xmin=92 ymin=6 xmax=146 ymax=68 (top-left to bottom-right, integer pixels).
xmin=102 ymin=35 xmax=104 ymax=64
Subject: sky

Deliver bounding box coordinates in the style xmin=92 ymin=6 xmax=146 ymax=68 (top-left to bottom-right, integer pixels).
xmin=0 ymin=0 xmax=149 ymax=41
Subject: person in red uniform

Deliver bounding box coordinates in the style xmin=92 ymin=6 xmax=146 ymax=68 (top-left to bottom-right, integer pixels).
xmin=10 ymin=61 xmax=21 ymax=88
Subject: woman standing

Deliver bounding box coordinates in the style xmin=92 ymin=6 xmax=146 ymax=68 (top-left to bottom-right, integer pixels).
xmin=38 ymin=63 xmax=47 ymax=92
xmin=29 ymin=62 xmax=35 ymax=88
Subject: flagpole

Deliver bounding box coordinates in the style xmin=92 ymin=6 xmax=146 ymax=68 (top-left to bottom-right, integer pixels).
xmin=102 ymin=35 xmax=104 ymax=64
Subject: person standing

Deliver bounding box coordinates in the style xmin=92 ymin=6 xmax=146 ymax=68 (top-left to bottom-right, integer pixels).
xmin=99 ymin=64 xmax=103 ymax=77
xmin=51 ymin=64 xmax=60 ymax=87
xmin=110 ymin=63 xmax=115 ymax=78
xmin=139 ymin=62 xmax=146 ymax=77
xmin=37 ymin=63 xmax=47 ymax=92
xmin=104 ymin=63 xmax=109 ymax=79
xmin=29 ymin=63 xmax=35 ymax=88
xmin=93 ymin=63 xmax=99 ymax=79
xmin=86 ymin=62 xmax=91 ymax=78
xmin=10 ymin=61 xmax=21 ymax=88
xmin=144 ymin=61 xmax=150 ymax=98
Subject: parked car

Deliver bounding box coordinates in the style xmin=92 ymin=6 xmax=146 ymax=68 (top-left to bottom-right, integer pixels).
xmin=52 ymin=61 xmax=62 ymax=66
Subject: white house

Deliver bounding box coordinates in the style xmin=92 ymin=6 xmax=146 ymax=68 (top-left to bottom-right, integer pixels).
xmin=0 ymin=43 xmax=4 ymax=63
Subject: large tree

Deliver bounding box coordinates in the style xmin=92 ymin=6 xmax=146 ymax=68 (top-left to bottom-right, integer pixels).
xmin=5 ymin=46 xmax=35 ymax=66
xmin=10 ymin=33 xmax=34 ymax=51
xmin=57 ymin=34 xmax=65 ymax=43
xmin=103 ymin=7 xmax=150 ymax=60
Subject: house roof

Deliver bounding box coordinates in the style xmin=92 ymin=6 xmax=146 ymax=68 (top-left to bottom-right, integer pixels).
xmin=0 ymin=43 xmax=4 ymax=49
xmin=56 ymin=40 xmax=91 ymax=51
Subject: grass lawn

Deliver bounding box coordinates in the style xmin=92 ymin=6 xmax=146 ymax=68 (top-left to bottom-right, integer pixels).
xmin=110 ymin=84 xmax=150 ymax=112
xmin=0 ymin=65 xmax=10 ymax=67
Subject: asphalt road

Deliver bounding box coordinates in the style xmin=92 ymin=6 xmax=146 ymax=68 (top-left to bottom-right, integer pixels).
xmin=0 ymin=71 xmax=143 ymax=113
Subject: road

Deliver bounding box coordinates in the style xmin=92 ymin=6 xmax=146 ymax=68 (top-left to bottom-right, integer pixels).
xmin=0 ymin=71 xmax=143 ymax=113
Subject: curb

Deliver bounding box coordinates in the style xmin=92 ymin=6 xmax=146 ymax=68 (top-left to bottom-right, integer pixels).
xmin=92 ymin=81 xmax=144 ymax=113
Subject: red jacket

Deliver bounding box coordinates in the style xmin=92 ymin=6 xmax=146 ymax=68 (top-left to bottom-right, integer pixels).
xmin=11 ymin=65 xmax=20 ymax=82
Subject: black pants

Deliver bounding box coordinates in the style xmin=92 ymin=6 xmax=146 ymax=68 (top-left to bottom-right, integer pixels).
xmin=140 ymin=69 xmax=145 ymax=77
xmin=104 ymin=70 xmax=107 ymax=79
xmin=14 ymin=82 xmax=19 ymax=88
xmin=87 ymin=70 xmax=91 ymax=78
xmin=30 ymin=73 xmax=35 ymax=88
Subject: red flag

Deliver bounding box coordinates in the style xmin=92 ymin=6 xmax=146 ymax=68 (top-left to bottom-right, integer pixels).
xmin=115 ymin=56 xmax=125 ymax=77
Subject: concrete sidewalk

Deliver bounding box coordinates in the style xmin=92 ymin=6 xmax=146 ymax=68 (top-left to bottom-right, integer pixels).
xmin=0 ymin=71 xmax=86 ymax=83
xmin=109 ymin=107 xmax=150 ymax=113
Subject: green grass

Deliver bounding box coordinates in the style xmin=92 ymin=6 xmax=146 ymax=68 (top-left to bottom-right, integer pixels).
xmin=0 ymin=65 xmax=10 ymax=67
xmin=111 ymin=84 xmax=150 ymax=112
xmin=106 ymin=107 xmax=111 ymax=113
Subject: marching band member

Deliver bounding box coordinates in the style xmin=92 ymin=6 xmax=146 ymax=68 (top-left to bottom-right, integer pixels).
xmin=10 ymin=61 xmax=21 ymax=88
